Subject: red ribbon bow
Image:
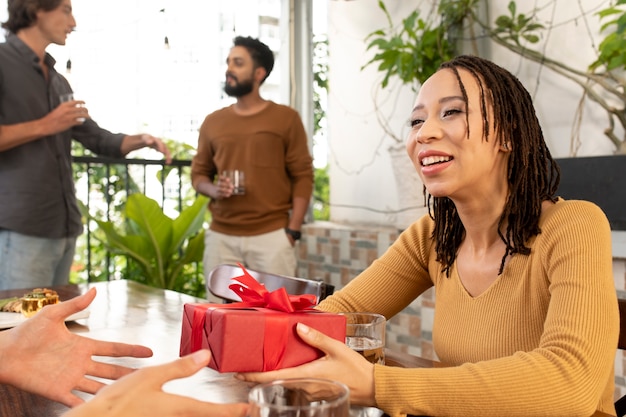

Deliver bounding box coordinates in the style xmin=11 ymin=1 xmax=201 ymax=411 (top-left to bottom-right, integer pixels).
xmin=228 ymin=263 xmax=317 ymax=312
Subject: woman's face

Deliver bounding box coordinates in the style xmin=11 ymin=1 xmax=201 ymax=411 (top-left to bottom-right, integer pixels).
xmin=406 ymin=68 xmax=509 ymax=202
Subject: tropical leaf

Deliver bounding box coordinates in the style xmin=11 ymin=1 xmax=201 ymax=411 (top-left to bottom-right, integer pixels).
xmin=170 ymin=196 xmax=209 ymax=256
xmin=92 ymin=193 xmax=207 ymax=292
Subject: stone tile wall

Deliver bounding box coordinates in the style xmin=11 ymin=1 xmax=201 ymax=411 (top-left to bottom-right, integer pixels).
xmin=298 ymin=222 xmax=626 ymax=400
xmin=298 ymin=222 xmax=435 ymax=359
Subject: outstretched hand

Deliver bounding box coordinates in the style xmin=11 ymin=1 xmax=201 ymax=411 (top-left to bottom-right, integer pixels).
xmin=120 ymin=134 xmax=172 ymax=164
xmin=63 ymin=349 xmax=249 ymax=417
xmin=140 ymin=134 xmax=172 ymax=164
xmin=0 ymin=288 xmax=153 ymax=407
xmin=236 ymin=323 xmax=377 ymax=407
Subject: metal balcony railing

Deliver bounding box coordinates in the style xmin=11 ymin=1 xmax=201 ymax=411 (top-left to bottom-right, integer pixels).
xmin=71 ymin=156 xmax=200 ymax=284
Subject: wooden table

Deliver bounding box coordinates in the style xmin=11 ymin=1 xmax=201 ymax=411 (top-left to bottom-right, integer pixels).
xmin=0 ymin=281 xmax=615 ymax=417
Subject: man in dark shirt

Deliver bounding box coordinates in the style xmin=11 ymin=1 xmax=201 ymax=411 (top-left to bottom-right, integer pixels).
xmin=0 ymin=0 xmax=171 ymax=290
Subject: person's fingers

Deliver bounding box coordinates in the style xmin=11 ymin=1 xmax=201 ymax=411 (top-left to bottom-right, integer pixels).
xmin=73 ymin=375 xmax=106 ymax=395
xmin=144 ymin=135 xmax=172 ymax=164
xmin=235 ymin=323 xmax=354 ymax=383
xmin=86 ymin=360 xmax=140 ymax=381
xmin=151 ymin=349 xmax=212 ymax=382
xmin=158 ymin=397 xmax=249 ymax=417
xmin=55 ymin=391 xmax=86 ymax=408
xmin=201 ymin=402 xmax=249 ymax=417
xmin=103 ymin=350 xmax=212 ymax=389
xmin=296 ymin=323 xmax=346 ymax=353
xmin=40 ymin=288 xmax=97 ymax=322
xmin=160 ymin=144 xmax=173 ymax=164
xmin=91 ymin=340 xmax=154 ymax=359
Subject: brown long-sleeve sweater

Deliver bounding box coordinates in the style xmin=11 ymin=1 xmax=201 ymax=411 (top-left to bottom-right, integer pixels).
xmin=319 ymin=199 xmax=619 ymax=417
xmin=191 ymin=102 xmax=313 ymax=236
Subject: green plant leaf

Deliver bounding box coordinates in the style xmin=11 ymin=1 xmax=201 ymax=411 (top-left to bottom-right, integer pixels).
xmin=167 ymin=230 xmax=205 ymax=291
xmin=597 ymin=7 xmax=621 ymax=20
xmin=523 ymin=34 xmax=540 ymax=43
xmin=95 ymin=220 xmax=156 ymax=280
xmin=125 ymin=194 xmax=173 ymax=281
xmin=170 ymin=196 xmax=209 ymax=256
xmin=508 ymin=1 xmax=516 ymax=17
xmin=361 ymin=1 xmax=460 ymax=90
xmin=91 ymin=193 xmax=207 ymax=291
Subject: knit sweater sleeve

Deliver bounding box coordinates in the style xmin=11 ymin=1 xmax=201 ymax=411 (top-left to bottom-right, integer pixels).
xmin=321 ymin=201 xmax=619 ymax=417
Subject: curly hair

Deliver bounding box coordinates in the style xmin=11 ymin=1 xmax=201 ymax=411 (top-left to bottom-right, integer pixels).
xmin=428 ymin=55 xmax=561 ymax=276
xmin=233 ymin=36 xmax=275 ymax=84
xmin=2 ymin=0 xmax=63 ymax=34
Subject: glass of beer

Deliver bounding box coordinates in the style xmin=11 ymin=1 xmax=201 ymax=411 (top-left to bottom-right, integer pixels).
xmin=340 ymin=312 xmax=386 ymax=365
xmin=248 ymin=378 xmax=350 ymax=417
xmin=340 ymin=313 xmax=385 ymax=417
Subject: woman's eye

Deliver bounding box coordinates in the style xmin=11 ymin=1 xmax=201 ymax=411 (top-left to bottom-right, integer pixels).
xmin=409 ymin=118 xmax=424 ymax=128
xmin=443 ymin=109 xmax=462 ymax=117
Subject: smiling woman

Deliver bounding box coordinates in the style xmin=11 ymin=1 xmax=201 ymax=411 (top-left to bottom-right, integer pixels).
xmin=235 ymin=55 xmax=620 ymax=417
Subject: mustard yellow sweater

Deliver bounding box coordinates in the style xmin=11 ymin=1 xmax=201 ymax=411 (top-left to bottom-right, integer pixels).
xmin=318 ymin=199 xmax=618 ymax=417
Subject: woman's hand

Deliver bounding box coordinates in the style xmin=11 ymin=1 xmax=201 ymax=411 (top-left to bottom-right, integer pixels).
xmin=63 ymin=350 xmax=249 ymax=417
xmin=0 ymin=288 xmax=153 ymax=407
xmin=236 ymin=323 xmax=377 ymax=407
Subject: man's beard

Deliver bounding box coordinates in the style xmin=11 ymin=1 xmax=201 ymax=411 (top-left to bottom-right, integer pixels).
xmin=224 ymin=78 xmax=254 ymax=97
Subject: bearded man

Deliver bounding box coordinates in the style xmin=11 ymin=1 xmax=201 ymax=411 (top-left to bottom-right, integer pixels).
xmin=191 ymin=36 xmax=313 ymax=290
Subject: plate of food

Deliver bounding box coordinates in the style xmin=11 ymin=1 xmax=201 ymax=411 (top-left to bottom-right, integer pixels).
xmin=0 ymin=288 xmax=89 ymax=329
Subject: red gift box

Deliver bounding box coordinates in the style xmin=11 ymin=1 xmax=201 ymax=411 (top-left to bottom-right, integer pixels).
xmin=179 ymin=265 xmax=346 ymax=373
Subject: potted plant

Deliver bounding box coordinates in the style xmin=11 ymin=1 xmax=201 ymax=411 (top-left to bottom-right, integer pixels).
xmin=94 ymin=193 xmax=209 ymax=295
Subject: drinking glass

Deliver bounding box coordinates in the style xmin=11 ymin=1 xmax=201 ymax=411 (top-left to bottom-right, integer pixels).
xmin=341 ymin=312 xmax=386 ymax=365
xmin=222 ymin=169 xmax=245 ymax=195
xmin=340 ymin=313 xmax=386 ymax=417
xmin=248 ymin=378 xmax=350 ymax=417
xmin=59 ymin=92 xmax=86 ymax=122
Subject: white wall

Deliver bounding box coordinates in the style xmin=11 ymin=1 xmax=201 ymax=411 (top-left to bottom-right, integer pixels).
xmin=487 ymin=0 xmax=618 ymax=157
xmin=326 ymin=0 xmax=615 ymax=228
xmin=327 ymin=1 xmax=425 ymax=229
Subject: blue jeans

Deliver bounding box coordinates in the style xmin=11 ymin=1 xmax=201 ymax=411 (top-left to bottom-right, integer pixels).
xmin=0 ymin=230 xmax=76 ymax=290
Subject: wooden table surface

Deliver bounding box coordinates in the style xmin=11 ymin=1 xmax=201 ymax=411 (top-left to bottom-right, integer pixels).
xmin=0 ymin=281 xmax=615 ymax=417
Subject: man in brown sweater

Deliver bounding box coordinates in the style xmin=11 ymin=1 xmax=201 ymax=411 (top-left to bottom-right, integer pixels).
xmin=191 ymin=36 xmax=313 ymax=286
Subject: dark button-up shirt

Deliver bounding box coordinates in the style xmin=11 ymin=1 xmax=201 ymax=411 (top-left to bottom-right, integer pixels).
xmin=0 ymin=34 xmax=125 ymax=238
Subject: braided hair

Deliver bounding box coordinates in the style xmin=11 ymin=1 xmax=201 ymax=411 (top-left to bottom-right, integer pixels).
xmin=427 ymin=55 xmax=560 ymax=276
